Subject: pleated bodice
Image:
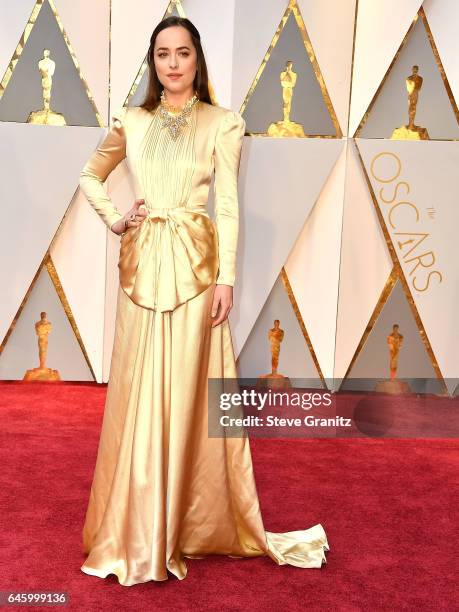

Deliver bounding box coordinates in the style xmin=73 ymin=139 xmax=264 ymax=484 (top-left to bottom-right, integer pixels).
xmin=136 ymin=103 xmax=197 ymax=211
xmin=79 ymin=100 xmax=246 ymax=311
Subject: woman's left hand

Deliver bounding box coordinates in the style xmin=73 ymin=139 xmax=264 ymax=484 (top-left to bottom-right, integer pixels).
xmin=211 ymin=285 xmax=233 ymax=327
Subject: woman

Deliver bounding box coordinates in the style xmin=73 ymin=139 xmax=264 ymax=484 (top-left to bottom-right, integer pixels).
xmin=78 ymin=15 xmax=329 ymax=585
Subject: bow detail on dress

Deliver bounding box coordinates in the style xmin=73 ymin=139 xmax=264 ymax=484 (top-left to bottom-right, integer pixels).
xmin=118 ymin=207 xmax=219 ymax=312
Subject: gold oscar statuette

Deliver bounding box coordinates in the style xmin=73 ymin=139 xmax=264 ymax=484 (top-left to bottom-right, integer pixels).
xmin=267 ymin=60 xmax=305 ymax=137
xmin=27 ymin=49 xmax=66 ymax=126
xmin=374 ymin=324 xmax=410 ymax=394
xmin=23 ymin=312 xmax=61 ymax=381
xmin=257 ymin=319 xmax=291 ymax=389
xmin=391 ymin=65 xmax=429 ymax=140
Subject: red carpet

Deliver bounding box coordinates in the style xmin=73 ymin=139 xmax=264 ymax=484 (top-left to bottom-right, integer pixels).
xmin=0 ymin=381 xmax=457 ymax=611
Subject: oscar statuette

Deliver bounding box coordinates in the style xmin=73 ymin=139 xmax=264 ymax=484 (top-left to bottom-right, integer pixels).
xmin=27 ymin=49 xmax=66 ymax=126
xmin=257 ymin=319 xmax=291 ymax=389
xmin=267 ymin=60 xmax=305 ymax=137
xmin=23 ymin=312 xmax=61 ymax=381
xmin=391 ymin=65 xmax=429 ymax=140
xmin=374 ymin=324 xmax=410 ymax=394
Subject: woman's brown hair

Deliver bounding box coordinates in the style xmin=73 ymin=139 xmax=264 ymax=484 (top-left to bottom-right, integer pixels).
xmin=140 ymin=16 xmax=213 ymax=112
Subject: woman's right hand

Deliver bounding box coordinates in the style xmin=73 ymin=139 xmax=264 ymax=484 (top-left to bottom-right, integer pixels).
xmin=112 ymin=199 xmax=148 ymax=235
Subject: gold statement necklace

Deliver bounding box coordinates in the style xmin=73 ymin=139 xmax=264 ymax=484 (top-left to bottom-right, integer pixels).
xmin=159 ymin=89 xmax=199 ymax=140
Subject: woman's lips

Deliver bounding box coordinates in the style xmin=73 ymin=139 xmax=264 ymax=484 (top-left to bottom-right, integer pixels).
xmin=168 ymin=74 xmax=182 ymax=79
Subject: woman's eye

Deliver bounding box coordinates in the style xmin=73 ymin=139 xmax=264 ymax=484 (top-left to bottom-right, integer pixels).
xmin=157 ymin=52 xmax=189 ymax=57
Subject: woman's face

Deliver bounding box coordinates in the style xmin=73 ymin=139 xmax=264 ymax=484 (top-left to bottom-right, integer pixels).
xmin=153 ymin=26 xmax=197 ymax=98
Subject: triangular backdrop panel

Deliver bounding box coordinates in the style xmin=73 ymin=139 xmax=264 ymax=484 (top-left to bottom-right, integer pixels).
xmin=233 ymin=1 xmax=300 ymax=110
xmin=297 ymin=0 xmax=356 ymax=134
xmin=0 ymin=0 xmax=99 ymax=125
xmin=341 ymin=279 xmax=442 ymax=394
xmin=54 ymin=0 xmax=110 ymax=123
xmin=357 ymin=138 xmax=459 ymax=390
xmin=127 ymin=63 xmax=149 ymax=109
xmin=357 ymin=10 xmax=459 ymax=139
xmin=0 ymin=265 xmax=92 ymax=381
xmin=423 ymin=0 xmax=459 ymax=113
xmin=241 ymin=5 xmax=338 ymax=136
xmin=349 ymin=0 xmax=424 ymax=136
xmin=225 ymin=137 xmax=343 ymax=357
xmin=237 ymin=272 xmax=321 ymax=384
xmin=334 ymin=139 xmax=392 ymax=380
xmin=50 ymin=189 xmax=108 ymax=383
xmin=0 ymin=1 xmax=36 ymax=80
xmin=285 ymin=141 xmax=347 ymax=380
xmin=0 ymin=122 xmax=105 ymax=343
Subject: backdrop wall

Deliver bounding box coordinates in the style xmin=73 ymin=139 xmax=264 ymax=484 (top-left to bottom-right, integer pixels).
xmin=0 ymin=0 xmax=457 ymax=395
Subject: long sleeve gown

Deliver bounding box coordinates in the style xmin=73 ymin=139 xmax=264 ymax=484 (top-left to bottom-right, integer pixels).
xmin=78 ymin=99 xmax=329 ymax=585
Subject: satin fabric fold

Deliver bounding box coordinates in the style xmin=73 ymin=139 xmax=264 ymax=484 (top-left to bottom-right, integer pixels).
xmin=119 ymin=207 xmax=219 ymax=311
xmin=81 ymin=284 xmax=329 ymax=585
xmin=265 ymin=525 xmax=329 ymax=568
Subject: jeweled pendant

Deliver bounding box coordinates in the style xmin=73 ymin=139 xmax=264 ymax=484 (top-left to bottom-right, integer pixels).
xmin=159 ymin=90 xmax=199 ymax=140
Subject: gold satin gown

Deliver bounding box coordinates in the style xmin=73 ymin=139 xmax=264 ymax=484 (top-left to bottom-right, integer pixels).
xmin=78 ymin=100 xmax=329 ymax=585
